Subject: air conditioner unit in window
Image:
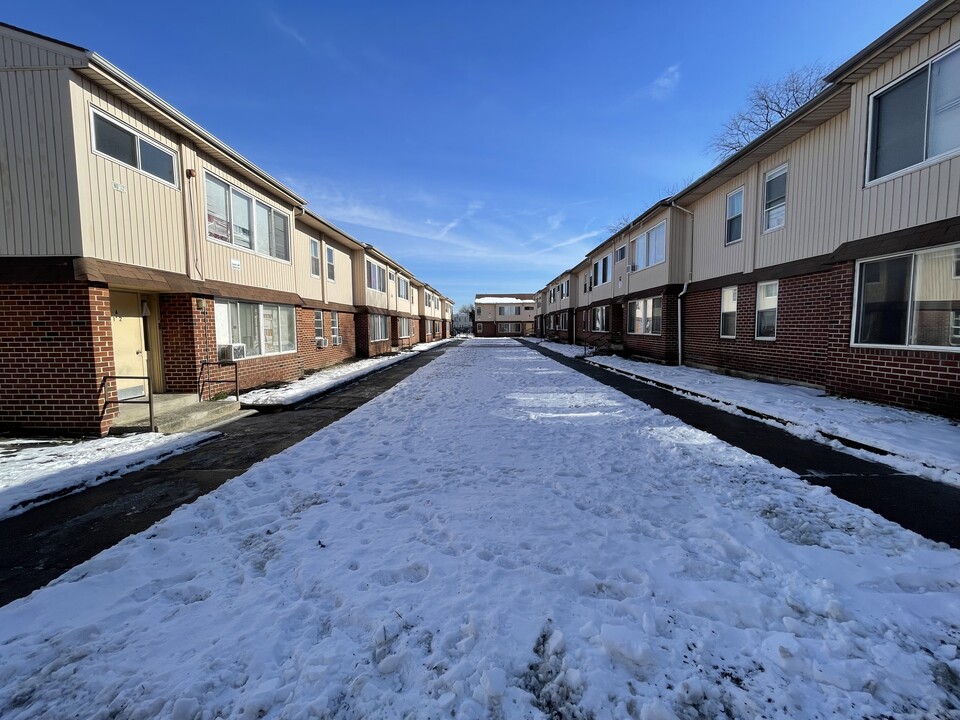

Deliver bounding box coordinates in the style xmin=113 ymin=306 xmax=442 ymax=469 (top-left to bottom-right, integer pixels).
xmin=627 ymin=264 xmax=639 ymax=272
xmin=218 ymin=343 xmax=246 ymax=361
xmin=316 ymin=337 xmax=329 ymax=348
xmin=332 ymin=336 xmax=343 ymax=347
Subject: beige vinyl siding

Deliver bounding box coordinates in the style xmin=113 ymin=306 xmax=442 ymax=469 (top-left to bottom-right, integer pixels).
xmin=358 ymin=253 xmax=388 ymax=310
xmin=195 ymin=157 xmax=298 ymax=294
xmin=691 ymin=170 xmax=755 ymax=281
xmin=294 ymin=220 xmax=324 ymax=302
xmin=0 ymin=67 xmax=80 ymax=256
xmin=70 ymin=76 xmax=187 ymax=272
xmin=849 ymin=16 xmax=960 ymax=241
xmin=323 ymin=239 xmax=354 ymax=306
xmin=0 ymin=29 xmax=85 ymax=69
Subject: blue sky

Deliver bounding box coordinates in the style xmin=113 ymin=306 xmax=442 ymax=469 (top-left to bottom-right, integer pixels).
xmin=8 ymin=1 xmax=919 ymax=308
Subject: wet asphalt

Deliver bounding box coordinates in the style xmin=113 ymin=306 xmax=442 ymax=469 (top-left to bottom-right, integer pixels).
xmin=1 ymin=338 xmax=957 ymax=608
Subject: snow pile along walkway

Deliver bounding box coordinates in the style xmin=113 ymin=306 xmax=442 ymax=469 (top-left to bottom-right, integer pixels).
xmin=1 ymin=338 xmax=958 ymax=718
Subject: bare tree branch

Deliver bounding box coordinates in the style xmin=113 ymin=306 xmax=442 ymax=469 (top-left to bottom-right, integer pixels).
xmin=709 ymin=63 xmax=830 ymax=160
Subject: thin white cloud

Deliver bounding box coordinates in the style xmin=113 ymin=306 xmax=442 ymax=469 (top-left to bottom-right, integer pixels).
xmin=648 ymin=64 xmax=681 ymax=99
xmin=269 ymin=12 xmax=308 ymax=47
xmin=532 ymin=230 xmax=601 ymax=255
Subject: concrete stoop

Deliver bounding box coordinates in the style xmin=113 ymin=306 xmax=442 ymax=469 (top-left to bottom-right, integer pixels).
xmin=111 ymin=393 xmax=253 ymax=434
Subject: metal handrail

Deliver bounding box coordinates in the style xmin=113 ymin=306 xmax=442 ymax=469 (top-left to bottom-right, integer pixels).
xmin=102 ymin=375 xmax=155 ymax=432
xmin=198 ymin=360 xmax=240 ymax=402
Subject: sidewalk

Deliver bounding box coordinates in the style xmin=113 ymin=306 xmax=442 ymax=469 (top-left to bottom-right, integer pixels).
xmin=534 ymin=340 xmax=960 ymax=489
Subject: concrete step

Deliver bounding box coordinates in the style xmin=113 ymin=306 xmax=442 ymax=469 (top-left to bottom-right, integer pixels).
xmin=112 ymin=395 xmax=253 ymax=435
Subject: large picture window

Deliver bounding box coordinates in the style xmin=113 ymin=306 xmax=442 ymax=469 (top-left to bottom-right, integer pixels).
xmin=763 ymin=166 xmax=787 ymax=232
xmin=498 ymin=306 xmax=521 ymax=316
xmin=399 ymin=317 xmax=412 ymax=338
xmin=630 ymin=222 xmax=666 ymax=271
xmin=591 ymin=306 xmax=610 ymax=332
xmin=627 ymin=297 xmax=661 ymax=335
xmin=92 ymin=110 xmax=177 ymax=186
xmin=366 ymin=261 xmax=387 ymax=292
xmin=215 ymin=300 xmax=296 ymax=358
xmin=370 ymin=314 xmax=389 ymax=341
xmin=398 ymin=277 xmax=410 ymax=300
xmin=592 ymin=256 xmax=611 ymax=286
xmin=497 ymin=322 xmax=522 ymax=333
xmin=204 ymin=173 xmax=289 ymax=260
xmin=854 ymin=243 xmax=960 ymax=349
xmin=869 ymin=44 xmax=960 ymax=181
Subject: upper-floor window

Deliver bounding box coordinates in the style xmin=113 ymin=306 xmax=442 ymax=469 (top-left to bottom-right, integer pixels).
xmin=204 ymin=173 xmax=289 ymax=260
xmin=869 ymin=44 xmax=960 ymax=181
xmin=92 ymin=110 xmax=177 ymax=186
xmin=763 ymin=166 xmax=787 ymax=232
xmin=615 ymin=246 xmax=627 ymax=263
xmin=310 ymin=239 xmax=320 ymax=277
xmin=366 ymin=260 xmax=386 ymax=292
xmin=630 ymin=222 xmax=666 ymax=271
xmin=398 ymin=277 xmax=410 ymax=300
xmin=326 ymin=246 xmax=336 ymax=281
xmin=726 ymin=188 xmax=743 ymax=245
xmin=854 ymin=242 xmax=960 ymax=350
xmin=499 ymin=306 xmax=521 ymax=316
xmin=592 ymin=255 xmax=611 ymax=286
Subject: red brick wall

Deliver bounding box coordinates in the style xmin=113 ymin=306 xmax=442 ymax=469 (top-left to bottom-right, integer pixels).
xmin=0 ymin=283 xmax=117 ymax=436
xmin=623 ymin=295 xmax=679 ymax=364
xmin=356 ymin=311 xmax=394 ymax=358
xmin=159 ymin=294 xmax=210 ymax=393
xmin=682 ymin=264 xmax=960 ymax=418
xmin=299 ymin=307 xmax=356 ymax=373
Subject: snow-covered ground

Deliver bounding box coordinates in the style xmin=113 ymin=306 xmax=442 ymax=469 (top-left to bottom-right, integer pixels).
xmin=0 ymin=432 xmax=218 ymax=521
xmin=537 ymin=340 xmax=960 ymax=488
xmin=1 ymin=338 xmax=958 ymax=719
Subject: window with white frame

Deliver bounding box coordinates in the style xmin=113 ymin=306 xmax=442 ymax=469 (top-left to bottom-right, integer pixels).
xmin=547 ymin=315 xmax=555 ymax=330
xmin=476 ymin=304 xmax=483 ymax=317
xmin=330 ymin=311 xmax=340 ymax=340
xmin=398 ymin=277 xmax=410 ymax=300
xmin=549 ymin=287 xmax=556 ymax=303
xmin=631 ymin=222 xmax=666 ymax=270
xmin=366 ymin=260 xmax=387 ymax=292
xmin=399 ymin=317 xmax=412 ymax=338
xmin=756 ymin=281 xmax=778 ymax=339
xmin=557 ymin=313 xmax=568 ymax=330
xmin=954 ymin=248 xmax=960 ymax=278
xmin=952 ymin=310 xmax=960 ymax=345
xmin=582 ymin=310 xmax=588 ymax=330
xmin=869 ymin=44 xmax=960 ymax=181
xmin=583 ymin=272 xmax=591 ymax=293
xmin=477 ymin=322 xmax=483 ymax=332
xmin=370 ymin=314 xmax=389 ymax=342
xmin=204 ymin=174 xmax=289 ymax=260
xmin=720 ymin=286 xmax=737 ymax=338
xmin=326 ymin=246 xmax=336 ymax=281
xmin=627 ymin=297 xmax=662 ymax=335
xmin=92 ymin=110 xmax=177 ymax=186
xmin=314 ymin=310 xmax=324 ymax=340
xmin=435 ymin=320 xmax=442 ymax=335
xmin=499 ymin=306 xmax=521 ymax=316
xmin=726 ymin=188 xmax=743 ymax=245
xmin=763 ymin=166 xmax=787 ymax=232
xmin=615 ymin=245 xmax=627 ymax=263
xmin=854 ymin=242 xmax=960 ymax=349
xmin=498 ymin=322 xmax=521 ymax=333
xmin=591 ymin=306 xmax=610 ymax=332
xmin=310 ymin=239 xmax=320 ymax=277
xmin=592 ymin=256 xmax=611 ymax=286
xmin=215 ymin=300 xmax=296 ymax=357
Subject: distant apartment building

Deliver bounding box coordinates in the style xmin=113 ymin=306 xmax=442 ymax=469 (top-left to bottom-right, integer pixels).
xmin=474 ymin=294 xmax=537 ymax=337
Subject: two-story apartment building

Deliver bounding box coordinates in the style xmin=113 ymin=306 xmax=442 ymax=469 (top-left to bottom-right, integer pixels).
xmin=535 ymin=0 xmax=960 ymax=418
xmin=0 ymin=23 xmax=449 ymax=436
xmin=474 ymin=294 xmax=537 ymax=337
xmin=541 ymin=271 xmax=578 ymax=343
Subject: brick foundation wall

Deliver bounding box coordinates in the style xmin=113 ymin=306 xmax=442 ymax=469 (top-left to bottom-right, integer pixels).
xmin=356 ymin=311 xmax=394 ymax=359
xmin=623 ymin=295 xmax=679 ymax=364
xmin=299 ymin=307 xmax=356 ymax=373
xmin=0 ymin=282 xmax=117 ymax=436
xmin=159 ymin=294 xmax=211 ymax=393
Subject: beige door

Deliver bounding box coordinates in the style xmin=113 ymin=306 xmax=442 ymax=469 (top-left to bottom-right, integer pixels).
xmin=110 ymin=291 xmax=148 ymax=400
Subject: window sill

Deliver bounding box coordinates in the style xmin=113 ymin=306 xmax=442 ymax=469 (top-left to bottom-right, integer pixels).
xmin=207 ymin=237 xmax=292 ymax=265
xmin=865 ymin=146 xmax=960 ymax=188
xmin=850 ymin=341 xmax=960 ymax=353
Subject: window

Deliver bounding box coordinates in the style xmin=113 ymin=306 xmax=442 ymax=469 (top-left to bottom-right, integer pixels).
xmin=399 ymin=317 xmax=412 ymax=338
xmin=854 ymin=243 xmax=960 ymax=349
xmin=435 ymin=320 xmax=442 ymax=335
xmin=583 ymin=273 xmax=591 ymax=294
xmin=314 ymin=310 xmax=324 ymax=340
xmin=204 ymin=173 xmax=289 ymax=260
xmin=547 ymin=315 xmax=555 ymax=330
xmin=498 ymin=322 xmax=521 ymax=333
xmin=954 ymin=248 xmax=960 ymax=278
xmin=398 ymin=277 xmax=410 ymax=300
xmin=557 ymin=313 xmax=568 ymax=330
xmin=627 ymin=297 xmax=662 ymax=335
xmin=525 ymin=305 xmax=535 ymax=311
xmin=952 ymin=311 xmax=960 ymax=346
xmin=615 ymin=246 xmax=627 ymax=263
xmin=592 ymin=255 xmax=611 ymax=286
xmin=591 ymin=306 xmax=610 ymax=332
xmin=370 ymin=314 xmax=389 ymax=342
xmin=631 ymin=222 xmax=666 ymax=270
xmin=366 ymin=261 xmax=387 ymax=292
xmin=92 ymin=110 xmax=177 ymax=185
xmin=214 ymin=300 xmax=296 ymax=357
xmin=499 ymin=306 xmax=521 ymax=316
xmin=582 ymin=310 xmax=588 ymax=330
xmin=869 ymin=45 xmax=960 ymax=181
xmin=756 ymin=281 xmax=778 ymax=339
xmin=720 ymin=286 xmax=737 ymax=338
xmin=310 ymin=239 xmax=320 ymax=277
xmin=477 ymin=323 xmax=483 ymax=332
xmin=726 ymin=188 xmax=743 ymax=245
xmin=475 ymin=305 xmax=483 ymax=317
xmin=326 ymin=246 xmax=336 ymax=281
xmin=763 ymin=166 xmax=787 ymax=231
xmin=331 ymin=311 xmax=340 ymax=340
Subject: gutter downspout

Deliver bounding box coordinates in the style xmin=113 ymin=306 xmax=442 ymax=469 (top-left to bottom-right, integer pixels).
xmin=670 ymin=202 xmax=695 ymax=366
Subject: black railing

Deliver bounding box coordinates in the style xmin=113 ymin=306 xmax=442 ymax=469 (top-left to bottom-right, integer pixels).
xmin=198 ymin=361 xmax=240 ymax=402
xmin=102 ymin=375 xmax=155 ymax=432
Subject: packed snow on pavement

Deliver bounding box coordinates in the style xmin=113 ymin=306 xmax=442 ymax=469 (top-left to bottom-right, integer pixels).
xmin=1 ymin=338 xmax=958 ymax=719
